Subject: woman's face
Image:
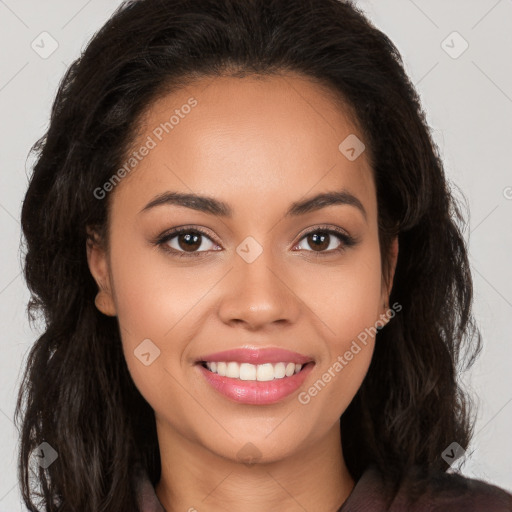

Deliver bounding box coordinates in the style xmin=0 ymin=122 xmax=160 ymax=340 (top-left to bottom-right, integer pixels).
xmin=88 ymin=72 xmax=397 ymax=464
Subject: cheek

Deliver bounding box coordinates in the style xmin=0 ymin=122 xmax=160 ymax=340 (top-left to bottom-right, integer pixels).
xmin=297 ymin=240 xmax=383 ymax=343
xmin=294 ymin=241 xmax=382 ymax=415
xmin=107 ymin=233 xmax=199 ymax=401
xmin=109 ymin=228 xmax=205 ymax=342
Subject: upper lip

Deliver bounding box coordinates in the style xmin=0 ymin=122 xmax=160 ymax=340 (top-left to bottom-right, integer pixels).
xmin=195 ymin=347 xmax=314 ymax=365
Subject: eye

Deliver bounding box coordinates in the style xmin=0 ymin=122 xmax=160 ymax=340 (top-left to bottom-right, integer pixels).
xmin=154 ymin=225 xmax=357 ymax=259
xmin=156 ymin=227 xmax=220 ymax=258
xmin=294 ymin=226 xmax=356 ymax=255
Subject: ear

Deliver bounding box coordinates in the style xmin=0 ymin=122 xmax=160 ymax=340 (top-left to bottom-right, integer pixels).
xmin=380 ymin=235 xmax=399 ymax=312
xmin=86 ymin=226 xmax=117 ymax=316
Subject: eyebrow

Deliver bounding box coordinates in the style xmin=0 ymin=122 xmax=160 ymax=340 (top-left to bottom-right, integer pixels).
xmin=139 ymin=189 xmax=367 ymax=221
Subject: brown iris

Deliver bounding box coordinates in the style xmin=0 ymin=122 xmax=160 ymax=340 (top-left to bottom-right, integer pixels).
xmin=178 ymin=232 xmax=202 ymax=252
xmin=307 ymin=232 xmax=330 ymax=252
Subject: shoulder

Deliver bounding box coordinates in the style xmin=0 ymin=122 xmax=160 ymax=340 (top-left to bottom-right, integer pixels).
xmin=132 ymin=462 xmax=166 ymax=512
xmin=341 ymin=465 xmax=512 ymax=512
xmin=403 ymin=469 xmax=512 ymax=511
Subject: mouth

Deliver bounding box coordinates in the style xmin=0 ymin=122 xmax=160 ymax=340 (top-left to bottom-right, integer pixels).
xmin=195 ymin=359 xmax=315 ymax=405
xmin=193 ymin=347 xmax=315 ymax=404
xmin=197 ymin=360 xmax=314 ymax=381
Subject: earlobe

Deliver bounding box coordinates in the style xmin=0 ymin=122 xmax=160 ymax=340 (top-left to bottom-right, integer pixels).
xmin=94 ymin=290 xmax=117 ymax=316
xmin=86 ymin=226 xmax=117 ymax=317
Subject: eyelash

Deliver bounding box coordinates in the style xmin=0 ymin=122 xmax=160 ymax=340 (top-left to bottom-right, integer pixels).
xmin=153 ymin=225 xmax=357 ymax=259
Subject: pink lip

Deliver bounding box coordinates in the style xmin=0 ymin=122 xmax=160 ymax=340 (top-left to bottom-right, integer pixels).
xmin=195 ymin=347 xmax=313 ymax=365
xmin=197 ymin=362 xmax=315 ymax=405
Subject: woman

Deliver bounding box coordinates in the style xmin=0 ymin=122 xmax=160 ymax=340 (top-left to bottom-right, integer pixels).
xmin=16 ymin=0 xmax=512 ymax=510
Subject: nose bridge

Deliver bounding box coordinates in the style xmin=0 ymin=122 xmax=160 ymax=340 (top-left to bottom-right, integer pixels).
xmin=218 ymin=236 xmax=299 ymax=328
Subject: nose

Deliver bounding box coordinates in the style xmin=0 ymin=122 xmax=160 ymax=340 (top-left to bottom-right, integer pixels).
xmin=217 ymin=249 xmax=301 ymax=331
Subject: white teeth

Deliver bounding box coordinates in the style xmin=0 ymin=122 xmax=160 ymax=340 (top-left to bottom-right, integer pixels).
xmin=204 ymin=361 xmax=304 ymax=381
xmin=226 ymin=362 xmax=239 ymax=378
xmin=217 ymin=361 xmax=226 ymax=376
xmin=240 ymin=363 xmax=257 ymax=380
xmin=257 ymin=363 xmax=274 ymax=382
xmin=274 ymin=362 xmax=286 ymax=379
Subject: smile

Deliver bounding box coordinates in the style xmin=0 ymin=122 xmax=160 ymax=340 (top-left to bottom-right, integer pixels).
xmin=201 ymin=361 xmax=303 ymax=381
xmin=196 ymin=361 xmax=315 ymax=405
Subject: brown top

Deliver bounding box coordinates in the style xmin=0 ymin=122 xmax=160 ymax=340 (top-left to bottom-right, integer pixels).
xmin=134 ymin=463 xmax=512 ymax=511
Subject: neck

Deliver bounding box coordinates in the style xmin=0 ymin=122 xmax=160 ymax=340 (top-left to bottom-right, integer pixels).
xmin=155 ymin=419 xmax=355 ymax=512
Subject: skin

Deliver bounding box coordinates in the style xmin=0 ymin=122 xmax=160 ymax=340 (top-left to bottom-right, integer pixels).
xmin=87 ymin=72 xmax=398 ymax=512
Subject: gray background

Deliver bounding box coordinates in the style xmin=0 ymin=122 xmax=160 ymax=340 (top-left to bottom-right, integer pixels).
xmin=1 ymin=0 xmax=511 ymax=509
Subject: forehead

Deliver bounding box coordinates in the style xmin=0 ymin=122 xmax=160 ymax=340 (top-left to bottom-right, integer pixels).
xmin=110 ymin=72 xmax=376 ymax=221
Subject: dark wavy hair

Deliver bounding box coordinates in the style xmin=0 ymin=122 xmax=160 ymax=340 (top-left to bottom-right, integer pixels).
xmin=16 ymin=0 xmax=482 ymax=510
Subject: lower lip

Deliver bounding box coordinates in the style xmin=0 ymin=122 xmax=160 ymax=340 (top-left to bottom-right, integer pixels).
xmin=197 ymin=362 xmax=314 ymax=405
